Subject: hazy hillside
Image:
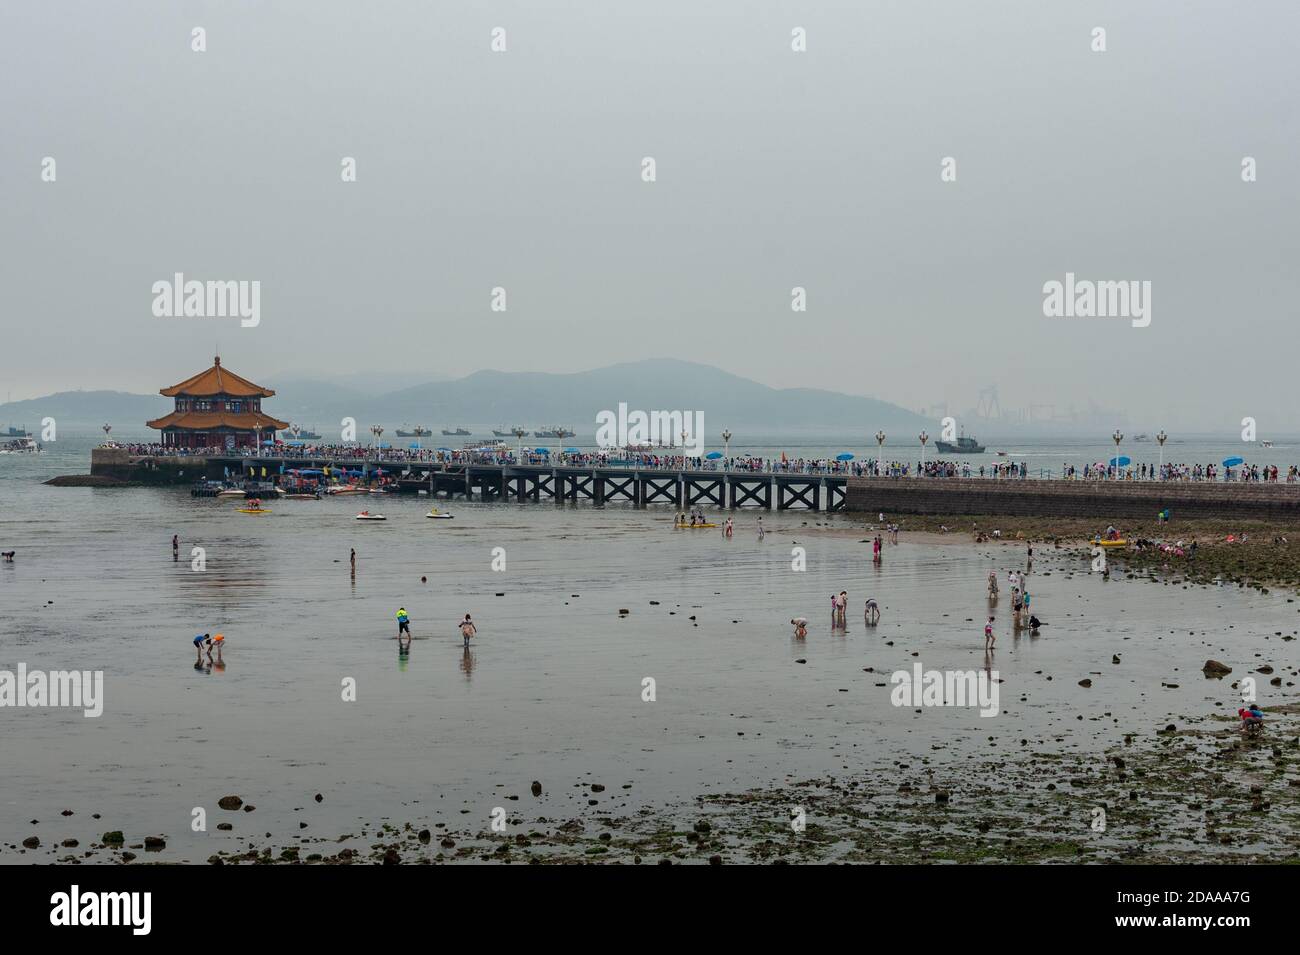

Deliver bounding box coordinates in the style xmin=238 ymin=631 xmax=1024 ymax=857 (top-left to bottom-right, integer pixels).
xmin=0 ymin=360 xmax=928 ymax=434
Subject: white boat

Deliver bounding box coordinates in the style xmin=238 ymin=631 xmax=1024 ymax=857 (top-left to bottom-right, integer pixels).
xmin=216 ymin=489 xmax=247 ymax=498
xmin=426 ymin=509 xmax=454 ymax=519
xmin=0 ymin=438 xmax=41 ymax=454
xmin=355 ymin=511 xmax=386 ymax=521
xmin=1261 ymin=440 xmax=1274 ymax=448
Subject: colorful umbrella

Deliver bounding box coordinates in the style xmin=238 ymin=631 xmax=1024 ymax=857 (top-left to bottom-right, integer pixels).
xmin=1222 ymin=456 xmax=1244 ymax=468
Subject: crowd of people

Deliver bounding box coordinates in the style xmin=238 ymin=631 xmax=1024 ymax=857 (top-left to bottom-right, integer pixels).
xmin=107 ymin=441 xmax=1300 ymax=484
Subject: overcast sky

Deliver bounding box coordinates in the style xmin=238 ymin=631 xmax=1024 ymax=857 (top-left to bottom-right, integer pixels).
xmin=2 ymin=1 xmax=1296 ymax=432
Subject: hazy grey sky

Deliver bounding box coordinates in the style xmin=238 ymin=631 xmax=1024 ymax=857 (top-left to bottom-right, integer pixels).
xmin=2 ymin=1 xmax=1297 ymax=432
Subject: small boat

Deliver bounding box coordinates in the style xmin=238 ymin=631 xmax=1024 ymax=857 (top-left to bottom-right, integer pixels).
xmin=328 ymin=486 xmax=366 ymax=495
xmin=675 ymin=522 xmax=718 ymax=529
xmin=441 ymin=427 xmax=471 ymax=436
xmin=426 ymin=509 xmax=454 ymax=519
xmin=217 ymin=488 xmax=247 ymax=498
xmin=1261 ymin=440 xmax=1274 ymax=448
xmin=996 ymin=450 xmax=1008 ymax=457
xmin=1093 ymin=538 xmax=1127 ymax=548
xmin=281 ymin=493 xmax=319 ymax=500
xmin=355 ymin=511 xmax=387 ymax=521
xmin=236 ymin=500 xmax=271 ymax=514
xmin=396 ymin=426 xmax=433 ymax=438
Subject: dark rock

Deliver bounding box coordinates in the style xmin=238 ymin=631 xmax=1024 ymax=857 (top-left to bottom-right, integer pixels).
xmin=530 ymin=781 xmax=543 ymax=797
xmin=102 ymin=831 xmax=124 ymax=844
xmin=217 ymin=795 xmax=243 ymax=810
xmin=22 ymin=836 xmax=39 ymax=849
xmin=1202 ymin=660 xmax=1232 ymax=677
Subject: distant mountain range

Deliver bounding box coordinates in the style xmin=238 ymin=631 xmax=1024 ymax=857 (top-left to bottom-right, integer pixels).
xmin=0 ymin=359 xmax=929 ymax=436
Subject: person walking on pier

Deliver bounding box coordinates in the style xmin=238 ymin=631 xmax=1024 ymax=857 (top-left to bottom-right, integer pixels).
xmin=396 ymin=606 xmax=411 ymax=637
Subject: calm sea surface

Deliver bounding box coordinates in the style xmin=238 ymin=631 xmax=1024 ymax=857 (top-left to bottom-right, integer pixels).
xmin=1 ymin=432 xmax=1297 ymax=862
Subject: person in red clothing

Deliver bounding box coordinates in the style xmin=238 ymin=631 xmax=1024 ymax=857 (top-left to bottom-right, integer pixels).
xmin=1238 ymin=704 xmax=1264 ymax=733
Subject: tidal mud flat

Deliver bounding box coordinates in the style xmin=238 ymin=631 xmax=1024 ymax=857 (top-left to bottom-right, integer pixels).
xmin=12 ymin=701 xmax=1298 ymax=865
xmin=4 ymin=495 xmax=1299 ymax=865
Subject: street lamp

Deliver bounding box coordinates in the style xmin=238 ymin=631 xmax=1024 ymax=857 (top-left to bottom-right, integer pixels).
xmin=681 ymin=429 xmax=688 ymax=464
xmin=102 ymin=423 xmax=111 ymax=444
xmin=371 ymin=425 xmax=384 ymax=456
xmin=512 ymin=427 xmax=527 ymax=459
xmin=919 ymin=430 xmax=929 ymax=475
xmin=1112 ymin=429 xmax=1123 ymax=480
xmin=875 ymin=431 xmax=885 ymax=475
xmin=721 ymin=428 xmax=732 ymax=462
xmin=1156 ymin=430 xmax=1167 ymax=480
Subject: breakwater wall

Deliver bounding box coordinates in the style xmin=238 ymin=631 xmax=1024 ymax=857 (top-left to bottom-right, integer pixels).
xmin=844 ymin=476 xmax=1300 ymax=521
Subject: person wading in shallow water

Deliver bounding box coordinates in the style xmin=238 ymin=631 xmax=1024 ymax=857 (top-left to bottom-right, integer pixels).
xmin=173 ymin=534 xmax=179 ymax=560
xmin=396 ymin=607 xmax=410 ymax=638
xmin=459 ymin=613 xmax=477 ymax=648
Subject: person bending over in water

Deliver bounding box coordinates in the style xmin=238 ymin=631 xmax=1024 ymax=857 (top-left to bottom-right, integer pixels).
xmin=864 ymin=598 xmax=880 ymax=624
xmin=459 ymin=613 xmax=477 ymax=648
xmin=396 ymin=606 xmax=411 ymax=637
xmin=790 ymin=617 xmax=808 ymax=638
xmin=1028 ymin=615 xmax=1042 ymax=631
xmin=193 ymin=632 xmax=212 ymax=663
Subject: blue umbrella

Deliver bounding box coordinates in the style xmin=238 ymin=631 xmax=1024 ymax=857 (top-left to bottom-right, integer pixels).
xmin=436 ymin=447 xmax=453 ymax=452
xmin=408 ymin=443 xmax=421 ymax=449
xmin=285 ymin=440 xmax=306 ymax=446
xmin=1223 ymin=456 xmax=1244 ymax=468
xmin=705 ymin=451 xmax=723 ymax=460
xmin=533 ymin=447 xmax=550 ymax=455
xmin=1109 ymin=455 xmax=1131 ymax=468
xmin=564 ymin=447 xmax=581 ymax=454
xmin=836 ymin=453 xmax=854 ymax=461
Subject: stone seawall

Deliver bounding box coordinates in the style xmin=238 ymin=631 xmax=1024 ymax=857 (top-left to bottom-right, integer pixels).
xmin=844 ymin=477 xmax=1300 ymax=521
xmin=89 ymin=448 xmax=218 ymax=484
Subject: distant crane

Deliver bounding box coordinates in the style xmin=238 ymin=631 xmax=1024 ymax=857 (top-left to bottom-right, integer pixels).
xmin=976 ymin=385 xmax=1001 ymax=420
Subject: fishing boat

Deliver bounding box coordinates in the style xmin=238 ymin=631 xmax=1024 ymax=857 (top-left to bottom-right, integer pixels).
xmin=2 ymin=425 xmax=31 ymax=438
xmin=492 ymin=426 xmax=525 ymax=437
xmin=396 ymin=425 xmax=432 ymax=438
xmin=355 ymin=511 xmax=387 ymax=521
xmin=280 ymin=423 xmax=322 ymax=441
xmin=933 ymin=430 xmax=986 ymax=454
xmin=441 ymin=427 xmax=471 ymax=436
xmin=534 ymin=426 xmax=575 ymax=438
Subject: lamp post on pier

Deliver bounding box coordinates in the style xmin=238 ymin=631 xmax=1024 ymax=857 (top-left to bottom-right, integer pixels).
xmin=919 ymin=430 xmax=929 ymax=476
xmin=1156 ymin=430 xmax=1167 ymax=480
xmin=1112 ymin=430 xmax=1123 ymax=480
xmin=512 ymin=427 xmax=527 ymax=460
xmin=875 ymin=430 xmax=885 ymax=476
